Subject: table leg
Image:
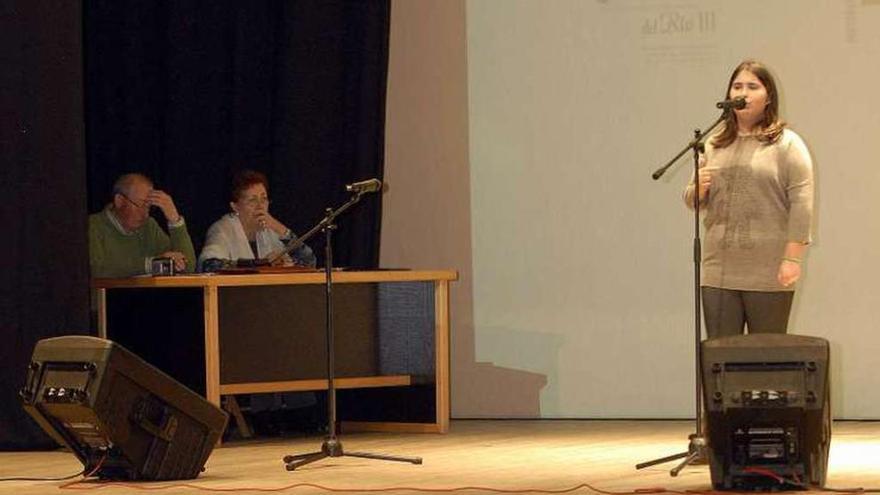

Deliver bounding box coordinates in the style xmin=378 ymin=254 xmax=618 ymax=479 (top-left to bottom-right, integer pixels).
xmin=434 ymin=280 xmax=450 ymax=433
xmin=204 ymin=285 xmax=221 ymax=407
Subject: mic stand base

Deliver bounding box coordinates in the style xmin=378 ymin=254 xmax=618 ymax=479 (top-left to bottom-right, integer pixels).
xmin=283 ymin=437 xmax=422 ymax=471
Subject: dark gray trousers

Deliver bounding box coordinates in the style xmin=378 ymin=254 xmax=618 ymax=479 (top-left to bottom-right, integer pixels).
xmin=701 ymin=286 xmax=794 ymax=339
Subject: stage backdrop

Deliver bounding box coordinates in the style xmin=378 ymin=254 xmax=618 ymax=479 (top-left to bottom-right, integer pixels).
xmin=462 ymin=0 xmax=880 ymax=418
xmin=381 ymin=0 xmax=880 ymax=419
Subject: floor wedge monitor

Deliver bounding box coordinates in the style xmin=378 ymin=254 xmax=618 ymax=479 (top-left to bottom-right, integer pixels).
xmin=20 ymin=335 xmax=228 ymax=480
xmin=701 ymin=333 xmax=830 ymax=490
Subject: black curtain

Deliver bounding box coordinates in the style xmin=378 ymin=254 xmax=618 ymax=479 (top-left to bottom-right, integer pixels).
xmin=0 ymin=1 xmax=91 ymax=449
xmin=84 ymin=0 xmax=390 ymax=267
xmin=1 ymin=0 xmax=389 ymax=449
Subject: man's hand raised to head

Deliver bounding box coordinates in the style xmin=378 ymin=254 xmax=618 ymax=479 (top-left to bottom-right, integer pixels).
xmin=147 ymin=190 xmax=181 ymax=224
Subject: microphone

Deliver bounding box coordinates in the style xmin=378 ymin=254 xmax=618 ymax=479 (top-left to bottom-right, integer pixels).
xmin=345 ymin=178 xmax=383 ymax=194
xmin=716 ymin=96 xmax=747 ymax=110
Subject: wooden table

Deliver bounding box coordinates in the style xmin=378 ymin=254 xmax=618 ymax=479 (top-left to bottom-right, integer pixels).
xmin=93 ymin=270 xmax=457 ymax=433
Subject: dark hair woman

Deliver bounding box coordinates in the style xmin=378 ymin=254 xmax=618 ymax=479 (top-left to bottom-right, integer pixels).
xmin=199 ymin=169 xmax=316 ymax=271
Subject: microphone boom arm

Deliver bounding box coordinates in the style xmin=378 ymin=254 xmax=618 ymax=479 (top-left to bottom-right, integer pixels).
xmin=266 ymin=191 xmax=365 ymax=265
xmin=651 ymin=112 xmax=727 ymax=180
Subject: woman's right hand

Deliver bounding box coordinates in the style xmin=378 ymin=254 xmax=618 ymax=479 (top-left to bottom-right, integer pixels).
xmin=254 ymin=211 xmax=287 ymax=236
xmin=697 ymin=168 xmax=713 ymax=201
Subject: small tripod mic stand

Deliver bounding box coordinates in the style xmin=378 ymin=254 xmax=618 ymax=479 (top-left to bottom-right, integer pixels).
xmin=638 ymin=111 xmax=727 ymax=476
xmin=274 ymin=184 xmax=422 ymax=471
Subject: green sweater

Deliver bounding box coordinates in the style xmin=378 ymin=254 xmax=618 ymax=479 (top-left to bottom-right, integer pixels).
xmin=89 ymin=207 xmax=197 ymax=278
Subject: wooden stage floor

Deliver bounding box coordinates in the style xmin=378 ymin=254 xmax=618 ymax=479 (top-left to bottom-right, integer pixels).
xmin=3 ymin=420 xmax=880 ymax=494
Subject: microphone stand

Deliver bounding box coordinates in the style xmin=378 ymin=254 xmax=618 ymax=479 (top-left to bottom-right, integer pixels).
xmin=275 ymin=187 xmax=422 ymax=471
xmin=636 ymin=111 xmax=727 ymax=476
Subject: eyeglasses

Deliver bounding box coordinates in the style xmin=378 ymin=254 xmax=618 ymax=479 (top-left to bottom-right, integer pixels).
xmin=120 ymin=194 xmax=150 ymax=210
xmin=243 ymin=197 xmax=271 ymax=207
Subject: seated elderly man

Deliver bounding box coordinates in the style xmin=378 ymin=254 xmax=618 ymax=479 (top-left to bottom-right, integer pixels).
xmin=89 ymin=173 xmax=196 ymax=278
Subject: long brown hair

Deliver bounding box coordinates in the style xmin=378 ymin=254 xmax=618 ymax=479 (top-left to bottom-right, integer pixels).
xmin=711 ymin=60 xmax=786 ymax=149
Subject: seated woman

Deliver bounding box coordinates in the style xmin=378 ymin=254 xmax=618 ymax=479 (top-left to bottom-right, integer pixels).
xmin=199 ymin=169 xmax=316 ymax=271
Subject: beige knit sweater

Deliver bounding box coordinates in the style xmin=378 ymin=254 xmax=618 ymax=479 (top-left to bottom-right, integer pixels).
xmin=685 ymin=129 xmax=814 ymax=291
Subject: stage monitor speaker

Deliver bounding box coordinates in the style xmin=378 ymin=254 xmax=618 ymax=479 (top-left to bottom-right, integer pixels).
xmin=701 ymin=334 xmax=830 ymax=490
xmin=19 ymin=336 xmax=228 ymax=481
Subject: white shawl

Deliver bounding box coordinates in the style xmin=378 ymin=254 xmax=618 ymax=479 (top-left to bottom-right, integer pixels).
xmin=198 ymin=213 xmax=289 ymax=265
